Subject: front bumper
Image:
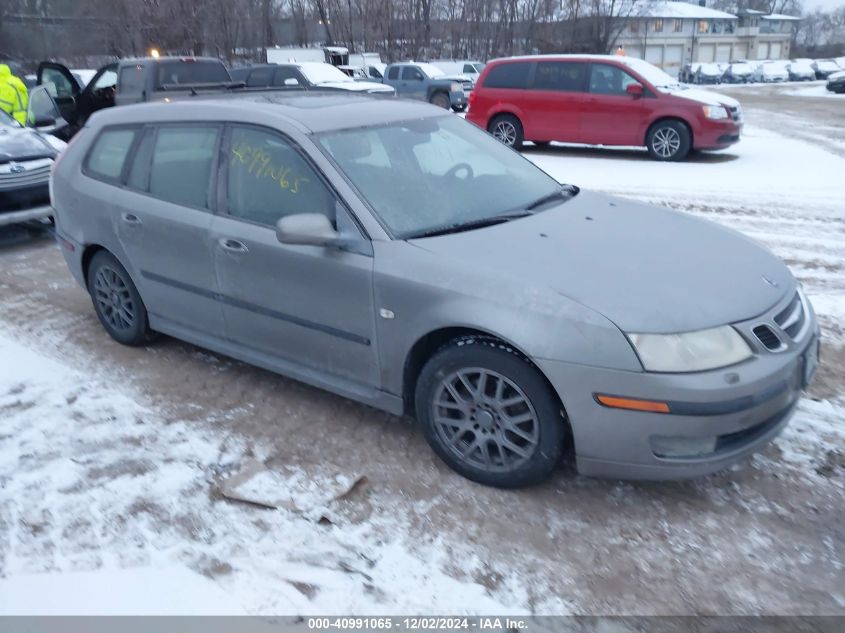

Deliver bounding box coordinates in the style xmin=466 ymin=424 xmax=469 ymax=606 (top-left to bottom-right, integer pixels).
xmin=0 ymin=204 xmax=53 ymax=227
xmin=538 ymin=308 xmax=819 ymax=480
xmin=695 ymin=119 xmax=743 ymax=150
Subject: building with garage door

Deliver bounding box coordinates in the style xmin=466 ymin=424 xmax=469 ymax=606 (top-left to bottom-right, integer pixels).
xmin=614 ymin=2 xmax=800 ymax=76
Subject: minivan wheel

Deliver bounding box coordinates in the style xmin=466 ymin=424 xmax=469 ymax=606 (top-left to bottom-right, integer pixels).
xmin=488 ymin=114 xmax=523 ymax=150
xmin=415 ymin=337 xmax=565 ymax=488
xmin=430 ymin=92 xmax=451 ymax=109
xmin=86 ymin=251 xmax=153 ymax=346
xmin=646 ymin=120 xmax=691 ymax=161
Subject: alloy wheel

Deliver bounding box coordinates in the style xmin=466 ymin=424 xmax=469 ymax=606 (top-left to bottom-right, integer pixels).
xmin=492 ymin=121 xmax=517 ymax=146
xmin=652 ymin=127 xmax=681 ymax=158
xmin=431 ymin=368 xmax=540 ymax=473
xmin=93 ymin=266 xmax=136 ymax=331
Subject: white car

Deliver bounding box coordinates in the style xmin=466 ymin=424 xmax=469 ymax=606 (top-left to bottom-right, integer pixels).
xmin=812 ymin=59 xmax=841 ymax=79
xmin=431 ymin=60 xmax=486 ymax=86
xmin=725 ymin=61 xmax=755 ymax=83
xmin=788 ymin=60 xmax=816 ymax=81
xmin=753 ymin=60 xmax=789 ymax=83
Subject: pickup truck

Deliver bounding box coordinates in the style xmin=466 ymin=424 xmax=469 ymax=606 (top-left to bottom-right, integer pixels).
xmin=30 ymin=57 xmax=235 ymax=140
xmin=382 ymin=62 xmax=468 ymax=111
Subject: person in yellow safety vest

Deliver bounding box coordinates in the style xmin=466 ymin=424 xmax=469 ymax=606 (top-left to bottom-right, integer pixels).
xmin=0 ymin=64 xmax=29 ymax=126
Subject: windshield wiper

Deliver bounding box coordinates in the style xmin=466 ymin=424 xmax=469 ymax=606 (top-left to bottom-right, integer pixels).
xmin=404 ymin=211 xmax=534 ymax=239
xmin=525 ymin=184 xmax=579 ymax=210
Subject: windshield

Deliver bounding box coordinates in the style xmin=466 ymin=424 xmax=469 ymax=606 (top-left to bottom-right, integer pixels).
xmin=318 ymin=116 xmax=562 ymax=238
xmin=299 ymin=63 xmax=353 ymax=84
xmin=619 ymin=57 xmax=679 ymax=89
xmin=416 ymin=63 xmax=445 ymax=79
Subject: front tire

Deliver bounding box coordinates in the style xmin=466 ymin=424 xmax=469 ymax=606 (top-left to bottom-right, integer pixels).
xmin=488 ymin=114 xmax=524 ymax=150
xmin=87 ymin=251 xmax=153 ymax=346
xmin=430 ymin=92 xmax=450 ymax=109
xmin=415 ymin=337 xmax=566 ymax=488
xmin=451 ymin=104 xmax=467 ymax=113
xmin=646 ymin=120 xmax=691 ymax=161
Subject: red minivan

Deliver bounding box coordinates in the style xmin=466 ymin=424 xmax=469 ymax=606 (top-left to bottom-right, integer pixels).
xmin=466 ymin=55 xmax=743 ymax=161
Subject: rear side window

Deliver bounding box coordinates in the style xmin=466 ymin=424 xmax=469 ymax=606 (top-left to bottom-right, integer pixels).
xmin=149 ymin=126 xmax=219 ymax=209
xmin=126 ymin=128 xmax=155 ymax=190
xmin=482 ymin=63 xmax=529 ymax=89
xmin=156 ymin=61 xmax=230 ymax=88
xmin=533 ymin=62 xmax=586 ymax=92
xmin=247 ymin=67 xmax=273 ymax=87
xmin=387 ymin=66 xmax=399 ymax=80
xmin=119 ymin=65 xmax=145 ymax=96
xmin=86 ymin=128 xmax=137 ymax=181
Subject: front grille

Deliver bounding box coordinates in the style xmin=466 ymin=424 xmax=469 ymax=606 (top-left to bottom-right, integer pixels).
xmin=774 ymin=292 xmax=805 ymax=340
xmin=0 ymin=163 xmax=51 ymax=192
xmin=753 ymin=325 xmax=783 ymax=351
xmin=0 ymin=182 xmax=50 ymax=213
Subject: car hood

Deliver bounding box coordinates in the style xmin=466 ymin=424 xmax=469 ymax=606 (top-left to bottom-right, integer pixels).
xmin=318 ymin=80 xmax=394 ymax=93
xmin=0 ymin=126 xmax=57 ymax=162
xmin=666 ymin=87 xmax=739 ymax=108
xmin=408 ymin=191 xmax=792 ymax=333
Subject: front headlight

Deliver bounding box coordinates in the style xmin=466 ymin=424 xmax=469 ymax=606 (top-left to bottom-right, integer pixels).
xmin=628 ymin=326 xmax=752 ymax=372
xmin=450 ymin=82 xmax=461 ymax=93
xmin=702 ymin=105 xmax=729 ymax=120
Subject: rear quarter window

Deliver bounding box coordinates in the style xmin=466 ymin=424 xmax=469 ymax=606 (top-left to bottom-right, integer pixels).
xmin=482 ymin=62 xmax=530 ymax=89
xmin=119 ymin=65 xmax=145 ymax=96
xmin=85 ymin=127 xmax=138 ymax=181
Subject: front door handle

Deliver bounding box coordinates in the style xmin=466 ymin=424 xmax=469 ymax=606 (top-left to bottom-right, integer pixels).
xmin=122 ymin=212 xmax=142 ymax=225
xmin=218 ymin=238 xmax=248 ymax=253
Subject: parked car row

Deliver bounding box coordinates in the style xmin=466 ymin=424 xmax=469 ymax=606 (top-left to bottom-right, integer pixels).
xmin=827 ymin=70 xmax=845 ymax=93
xmin=679 ymin=57 xmax=843 ymax=84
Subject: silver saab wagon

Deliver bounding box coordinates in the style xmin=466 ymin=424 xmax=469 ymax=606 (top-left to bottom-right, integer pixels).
xmin=51 ymin=94 xmax=820 ymax=487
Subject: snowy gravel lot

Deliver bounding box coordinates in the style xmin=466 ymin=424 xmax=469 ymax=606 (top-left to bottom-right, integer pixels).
xmin=0 ymin=85 xmax=843 ymax=616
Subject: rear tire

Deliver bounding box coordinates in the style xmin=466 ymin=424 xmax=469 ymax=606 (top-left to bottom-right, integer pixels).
xmin=646 ymin=120 xmax=691 ymax=161
xmin=86 ymin=251 xmax=153 ymax=346
xmin=488 ymin=114 xmax=524 ymax=150
xmin=430 ymin=92 xmax=450 ymax=109
xmin=415 ymin=336 xmax=566 ymax=488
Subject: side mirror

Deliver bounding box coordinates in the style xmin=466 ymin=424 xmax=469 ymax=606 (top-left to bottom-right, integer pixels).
xmin=626 ymin=83 xmax=644 ymax=97
xmin=284 ymin=78 xmax=299 ymax=86
xmin=276 ymin=213 xmax=339 ymax=246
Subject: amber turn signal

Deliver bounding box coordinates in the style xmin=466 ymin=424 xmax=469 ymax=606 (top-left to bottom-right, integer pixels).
xmin=595 ymin=394 xmax=671 ymax=413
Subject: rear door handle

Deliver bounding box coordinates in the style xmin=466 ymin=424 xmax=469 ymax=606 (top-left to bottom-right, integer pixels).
xmin=218 ymin=238 xmax=248 ymax=253
xmin=122 ymin=212 xmax=142 ymax=225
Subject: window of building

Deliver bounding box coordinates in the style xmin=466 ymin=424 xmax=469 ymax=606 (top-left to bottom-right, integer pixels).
xmin=227 ymin=126 xmax=335 ymax=227
xmin=629 ymin=21 xmax=640 ymax=33
xmin=653 ymin=19 xmax=664 ymax=32
xmin=673 ymin=19 xmax=683 ymax=32
xmin=698 ymin=20 xmax=710 ymax=34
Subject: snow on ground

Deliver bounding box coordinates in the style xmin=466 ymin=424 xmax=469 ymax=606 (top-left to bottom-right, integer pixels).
xmin=0 ymin=329 xmax=524 ymax=615
xmin=525 ymin=124 xmax=845 ymax=343
xmin=782 ymin=84 xmax=845 ymax=99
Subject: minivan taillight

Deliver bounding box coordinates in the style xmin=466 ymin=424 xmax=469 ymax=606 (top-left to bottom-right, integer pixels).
xmin=469 ymin=90 xmax=476 ymax=110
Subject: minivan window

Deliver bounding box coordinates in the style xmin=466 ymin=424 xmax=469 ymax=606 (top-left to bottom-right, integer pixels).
xmin=483 ymin=62 xmax=530 ymax=89
xmin=247 ymin=66 xmax=273 ymax=87
xmin=589 ymin=63 xmax=640 ymax=96
xmin=86 ymin=128 xmax=137 ymax=181
xmin=533 ymin=62 xmax=586 ymax=92
xmin=149 ymin=126 xmax=219 ymax=209
xmin=227 ymin=126 xmax=335 ymax=227
xmin=119 ymin=65 xmax=145 ymax=95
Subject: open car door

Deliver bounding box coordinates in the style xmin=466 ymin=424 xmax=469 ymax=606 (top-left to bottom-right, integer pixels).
xmin=26 ymin=86 xmax=71 ymax=142
xmin=36 ymin=62 xmax=80 ymax=127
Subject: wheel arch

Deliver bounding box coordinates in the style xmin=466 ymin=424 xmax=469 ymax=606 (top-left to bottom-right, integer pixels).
xmin=402 ymin=326 xmax=573 ymax=449
xmin=645 ymin=116 xmax=694 ymax=148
